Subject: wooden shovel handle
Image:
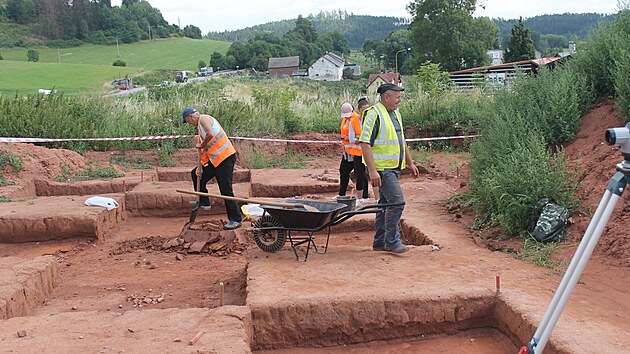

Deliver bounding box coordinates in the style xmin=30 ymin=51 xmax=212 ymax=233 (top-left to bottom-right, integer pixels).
xmin=176 ymin=189 xmax=304 ymax=209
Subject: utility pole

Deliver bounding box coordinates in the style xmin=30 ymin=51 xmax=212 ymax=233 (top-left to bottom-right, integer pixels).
xmin=116 ymin=38 xmax=120 ymax=58
xmin=57 ymin=47 xmax=61 ymax=64
xmin=148 ymin=25 xmax=152 ymax=40
xmin=395 ymin=47 xmax=411 ymax=74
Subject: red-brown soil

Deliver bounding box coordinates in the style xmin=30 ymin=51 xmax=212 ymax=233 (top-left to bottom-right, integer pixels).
xmin=1 ymin=101 xmax=629 ymax=353
xmin=562 ymin=100 xmax=630 ymax=266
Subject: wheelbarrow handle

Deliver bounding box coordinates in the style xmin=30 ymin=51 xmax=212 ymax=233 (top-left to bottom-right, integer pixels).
xmin=176 ymin=189 xmax=306 ymax=209
xmin=330 ymin=202 xmax=405 ymax=226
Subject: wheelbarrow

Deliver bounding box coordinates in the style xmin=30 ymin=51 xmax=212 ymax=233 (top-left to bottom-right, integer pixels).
xmin=250 ymin=199 xmax=404 ymax=261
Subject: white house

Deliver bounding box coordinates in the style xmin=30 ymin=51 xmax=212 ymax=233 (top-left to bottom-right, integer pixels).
xmin=487 ymin=49 xmax=504 ymax=65
xmin=308 ymin=52 xmax=345 ymax=81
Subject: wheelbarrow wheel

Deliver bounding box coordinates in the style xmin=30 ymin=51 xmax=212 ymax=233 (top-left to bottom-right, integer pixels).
xmin=252 ymin=215 xmax=286 ymax=252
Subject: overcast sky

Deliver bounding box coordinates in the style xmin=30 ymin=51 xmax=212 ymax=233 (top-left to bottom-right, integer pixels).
xmin=112 ymin=0 xmax=622 ymax=34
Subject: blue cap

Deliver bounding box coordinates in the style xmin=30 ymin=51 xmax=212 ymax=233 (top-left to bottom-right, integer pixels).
xmin=182 ymin=107 xmax=197 ymax=123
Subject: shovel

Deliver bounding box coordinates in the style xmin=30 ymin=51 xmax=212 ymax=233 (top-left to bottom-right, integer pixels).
xmin=189 ymin=148 xmax=203 ymax=224
xmin=176 ymin=189 xmax=320 ymax=212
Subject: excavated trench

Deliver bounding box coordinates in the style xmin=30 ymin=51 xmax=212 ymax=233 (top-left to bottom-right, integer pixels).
xmin=1 ymin=170 xmax=545 ymax=352
xmin=249 ymin=295 xmax=519 ymax=353
xmin=244 ymin=222 xmax=530 ymax=354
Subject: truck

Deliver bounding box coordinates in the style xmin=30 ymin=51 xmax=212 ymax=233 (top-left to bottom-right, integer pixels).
xmin=175 ymin=71 xmax=189 ymax=83
xmin=200 ymin=67 xmax=213 ymax=77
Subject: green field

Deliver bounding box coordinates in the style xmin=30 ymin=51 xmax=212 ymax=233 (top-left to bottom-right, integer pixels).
xmin=0 ymin=60 xmax=144 ymax=96
xmin=0 ymin=37 xmax=230 ymax=69
xmin=0 ymin=37 xmax=230 ymax=95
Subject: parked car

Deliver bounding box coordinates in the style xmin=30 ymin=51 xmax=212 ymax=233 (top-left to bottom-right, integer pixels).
xmin=175 ymin=71 xmax=189 ymax=83
xmin=200 ymin=67 xmax=213 ymax=77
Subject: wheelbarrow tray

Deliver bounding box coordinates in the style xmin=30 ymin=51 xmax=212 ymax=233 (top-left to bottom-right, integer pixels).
xmin=260 ymin=199 xmax=346 ymax=230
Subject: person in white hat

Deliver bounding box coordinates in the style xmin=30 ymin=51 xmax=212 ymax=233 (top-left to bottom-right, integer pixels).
xmin=338 ymin=102 xmax=368 ymax=202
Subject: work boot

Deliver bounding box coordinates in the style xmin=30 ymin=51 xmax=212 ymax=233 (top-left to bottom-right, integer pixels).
xmin=372 ymin=244 xmax=387 ymax=251
xmin=189 ymin=201 xmax=211 ymax=210
xmin=388 ymin=244 xmax=410 ymax=254
xmin=224 ymin=221 xmax=242 ymax=230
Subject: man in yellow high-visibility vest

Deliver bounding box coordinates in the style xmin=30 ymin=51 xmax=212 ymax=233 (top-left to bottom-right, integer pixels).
xmin=359 ymin=84 xmax=419 ymax=253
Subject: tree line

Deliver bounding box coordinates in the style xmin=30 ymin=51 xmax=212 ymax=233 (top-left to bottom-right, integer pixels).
xmin=208 ymin=15 xmax=349 ymax=72
xmin=0 ymin=0 xmax=202 ymax=47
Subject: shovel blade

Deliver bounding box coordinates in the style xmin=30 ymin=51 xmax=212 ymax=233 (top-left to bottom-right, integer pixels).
xmin=189 ymin=206 xmax=200 ymax=224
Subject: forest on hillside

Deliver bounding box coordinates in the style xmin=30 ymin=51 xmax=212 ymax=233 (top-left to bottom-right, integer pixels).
xmin=494 ymin=13 xmax=616 ymax=38
xmin=206 ymin=10 xmax=410 ymax=50
xmin=0 ymin=0 xmax=202 ymax=48
xmin=207 ymin=11 xmax=615 ymax=51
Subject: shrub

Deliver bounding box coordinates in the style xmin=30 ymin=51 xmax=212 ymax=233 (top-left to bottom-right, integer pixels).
xmin=26 ymin=49 xmax=39 ymax=62
xmin=113 ymin=59 xmax=127 ymax=67
xmin=467 ymin=111 xmax=578 ymax=234
xmin=573 ymin=10 xmax=630 ymax=120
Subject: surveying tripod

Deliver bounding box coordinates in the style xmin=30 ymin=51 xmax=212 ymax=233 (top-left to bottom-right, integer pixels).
xmin=520 ymin=124 xmax=630 ymax=354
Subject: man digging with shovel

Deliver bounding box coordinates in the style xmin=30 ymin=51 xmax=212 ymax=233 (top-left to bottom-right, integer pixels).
xmin=182 ymin=107 xmax=242 ymax=230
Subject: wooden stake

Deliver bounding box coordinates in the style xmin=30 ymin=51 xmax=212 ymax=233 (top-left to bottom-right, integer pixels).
xmin=496 ymin=275 xmax=501 ymax=293
xmin=189 ymin=331 xmax=205 ymax=345
xmin=219 ymin=282 xmax=225 ymax=306
xmin=140 ymin=170 xmax=144 ymax=182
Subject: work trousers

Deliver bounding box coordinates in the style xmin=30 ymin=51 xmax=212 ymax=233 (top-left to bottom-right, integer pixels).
xmin=339 ymin=155 xmax=368 ymax=198
xmin=191 ymin=154 xmax=242 ymax=223
xmin=372 ymin=169 xmax=405 ymax=250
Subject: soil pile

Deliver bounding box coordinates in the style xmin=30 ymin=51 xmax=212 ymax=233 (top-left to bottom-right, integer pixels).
xmin=1 ymin=143 xmax=87 ymax=181
xmin=564 ymin=100 xmax=630 ymax=266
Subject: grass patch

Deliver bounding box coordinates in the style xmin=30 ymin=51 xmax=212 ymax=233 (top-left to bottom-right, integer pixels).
xmin=58 ymin=165 xmax=123 ymax=182
xmin=241 ymin=149 xmax=311 ymax=169
xmin=0 ymin=150 xmax=23 ymax=171
xmin=410 ymin=148 xmax=434 ymax=169
xmin=0 ymin=37 xmax=230 ymax=71
xmin=0 ymin=61 xmax=143 ymax=96
xmin=109 ymin=155 xmax=153 ymax=170
xmin=512 ymin=235 xmax=563 ymax=271
xmin=0 ymin=175 xmax=14 ymax=186
xmin=0 ymin=195 xmax=12 ymax=202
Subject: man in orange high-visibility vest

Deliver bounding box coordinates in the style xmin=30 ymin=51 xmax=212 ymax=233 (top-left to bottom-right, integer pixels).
xmin=182 ymin=107 xmax=242 ymax=230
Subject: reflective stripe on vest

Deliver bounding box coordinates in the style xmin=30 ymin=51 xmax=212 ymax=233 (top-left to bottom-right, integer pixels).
xmin=198 ymin=117 xmax=236 ymax=167
xmin=365 ymin=103 xmax=406 ymax=170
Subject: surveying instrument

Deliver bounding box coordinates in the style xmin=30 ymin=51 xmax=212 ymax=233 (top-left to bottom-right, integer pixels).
xmin=520 ymin=123 xmax=630 ymax=353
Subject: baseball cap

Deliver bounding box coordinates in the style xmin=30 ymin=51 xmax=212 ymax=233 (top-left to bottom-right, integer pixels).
xmin=341 ymin=102 xmax=353 ymax=118
xmin=377 ymin=83 xmax=404 ymax=95
xmin=181 ymin=107 xmax=198 ymax=123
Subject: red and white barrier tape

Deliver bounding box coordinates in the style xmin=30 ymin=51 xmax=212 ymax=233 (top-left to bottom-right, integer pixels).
xmin=406 ymin=134 xmax=479 ymax=142
xmin=231 ymin=136 xmax=341 ymax=144
xmin=0 ymin=135 xmax=195 ymax=143
xmin=0 ymin=134 xmax=478 ymax=144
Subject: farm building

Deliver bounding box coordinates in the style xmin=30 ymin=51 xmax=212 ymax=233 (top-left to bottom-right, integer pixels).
xmin=268 ymin=56 xmax=300 ymax=76
xmin=449 ymin=56 xmax=567 ymax=91
xmin=343 ymin=63 xmax=361 ymax=78
xmin=308 ymin=52 xmax=345 ymax=81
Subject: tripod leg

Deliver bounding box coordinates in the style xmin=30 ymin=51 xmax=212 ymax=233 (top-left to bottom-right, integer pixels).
xmin=526 ymin=171 xmax=627 ymax=353
xmin=526 ymin=189 xmax=611 ymax=351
